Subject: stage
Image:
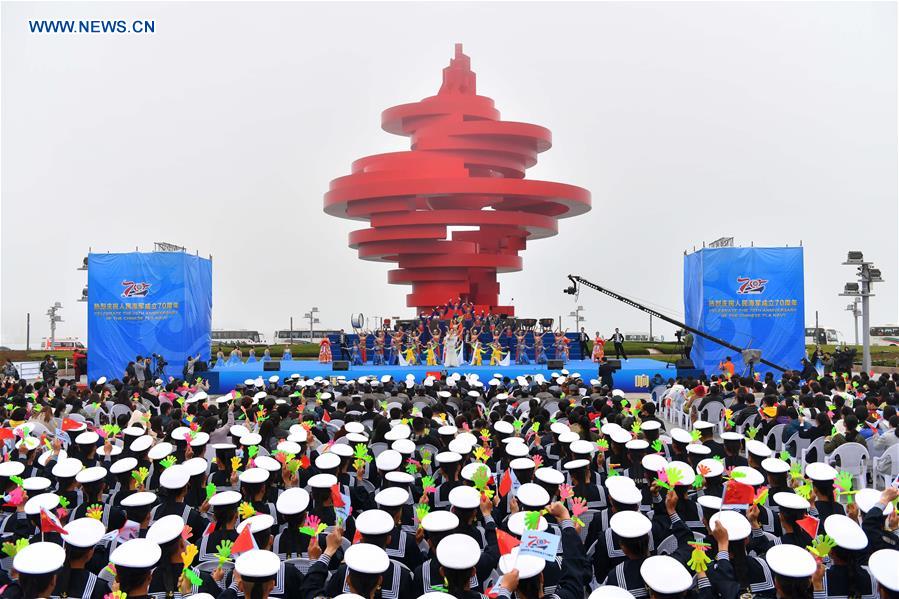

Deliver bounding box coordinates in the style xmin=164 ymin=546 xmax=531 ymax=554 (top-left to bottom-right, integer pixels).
xmin=203 ymin=358 xmax=702 ymax=394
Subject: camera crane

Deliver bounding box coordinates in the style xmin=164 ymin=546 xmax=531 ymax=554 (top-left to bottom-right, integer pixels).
xmin=564 ymin=274 xmax=788 ymax=373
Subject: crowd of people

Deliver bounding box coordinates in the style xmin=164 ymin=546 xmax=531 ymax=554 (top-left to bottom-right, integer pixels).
xmin=0 ymin=364 xmax=897 ymax=599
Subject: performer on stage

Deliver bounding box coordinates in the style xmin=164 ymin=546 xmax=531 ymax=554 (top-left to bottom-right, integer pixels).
xmin=443 ymin=328 xmax=461 ymax=367
xmin=591 ymin=332 xmax=605 ymax=362
xmin=425 ymin=340 xmax=438 ymax=366
xmin=470 ymin=338 xmax=485 ymax=366
xmin=357 ymin=330 xmax=368 ymax=364
xmin=403 ymin=342 xmax=419 ymax=365
xmin=318 ymin=337 xmax=332 ymax=363
xmin=350 ymin=341 xmax=363 ymax=366
xmin=246 ymin=348 xmax=258 ymax=363
xmin=534 ymin=334 xmax=548 ymax=364
xmin=282 ymin=346 xmax=293 ymax=361
xmin=389 ymin=330 xmax=404 ymax=365
xmin=553 ymin=328 xmax=568 ymax=360
xmin=515 ymin=330 xmax=531 ymax=365
xmin=489 ymin=341 xmax=506 ymax=366
xmin=373 ymin=332 xmax=385 ymax=366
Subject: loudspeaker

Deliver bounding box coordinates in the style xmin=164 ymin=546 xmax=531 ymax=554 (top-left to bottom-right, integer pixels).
xmin=333 ymin=361 xmax=350 ymax=371
xmin=675 ymin=358 xmax=695 ymax=369
xmin=263 ymin=361 xmax=281 ymax=371
xmin=547 ymin=359 xmax=564 ymax=370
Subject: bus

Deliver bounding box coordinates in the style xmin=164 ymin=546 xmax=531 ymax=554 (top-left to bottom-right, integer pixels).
xmin=870 ymin=326 xmax=899 ymax=346
xmin=804 ymin=328 xmax=844 ymax=345
xmin=211 ymin=330 xmax=267 ymax=345
xmin=624 ymin=333 xmax=665 ymax=342
xmin=273 ymin=329 xmax=341 ymax=344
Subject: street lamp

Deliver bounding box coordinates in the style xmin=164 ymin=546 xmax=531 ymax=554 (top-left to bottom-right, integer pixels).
xmin=839 ymin=251 xmax=883 ymax=373
xmin=303 ymin=307 xmax=320 ymax=342
xmin=46 ymin=302 xmax=64 ymax=348
xmin=845 ymin=298 xmax=861 ymax=347
xmin=568 ymin=305 xmax=585 ymax=330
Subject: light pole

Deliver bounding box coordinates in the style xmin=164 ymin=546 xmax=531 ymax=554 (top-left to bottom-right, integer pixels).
xmin=844 ymin=298 xmax=861 ymax=347
xmin=303 ymin=307 xmax=320 ymax=341
xmin=840 ymin=251 xmax=883 ymax=373
xmin=568 ymin=305 xmax=585 ymax=331
xmin=46 ymin=302 xmax=63 ymax=348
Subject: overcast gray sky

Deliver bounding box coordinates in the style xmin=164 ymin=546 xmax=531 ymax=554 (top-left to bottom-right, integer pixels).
xmin=2 ymin=1 xmax=896 ymax=348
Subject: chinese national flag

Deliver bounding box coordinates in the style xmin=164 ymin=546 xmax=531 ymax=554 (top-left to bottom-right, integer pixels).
xmin=498 ymin=470 xmax=513 ymax=498
xmin=40 ymin=507 xmax=68 ymax=535
xmin=322 ymin=411 xmax=331 ymax=423
xmin=231 ymin=524 xmax=256 ymax=554
xmin=61 ymin=418 xmax=82 ymax=432
xmin=797 ymin=516 xmax=819 ymax=539
xmin=330 ymin=485 xmax=345 ymax=508
xmin=722 ymin=481 xmax=755 ymax=506
xmin=496 ymin=529 xmax=520 ymax=556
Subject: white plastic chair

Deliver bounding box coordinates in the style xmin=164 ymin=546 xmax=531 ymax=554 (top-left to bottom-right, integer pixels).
xmin=763 ymin=424 xmax=786 ymax=453
xmin=656 ymin=534 xmax=679 ymax=555
xmin=827 ymin=442 xmax=870 ymax=490
xmin=801 ymin=436 xmax=827 ymax=468
xmin=871 ymin=443 xmax=899 ymax=489
xmin=783 ymin=433 xmax=810 ymax=460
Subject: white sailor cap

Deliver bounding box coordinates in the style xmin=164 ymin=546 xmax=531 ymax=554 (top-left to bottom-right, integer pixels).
xmin=721 ymin=432 xmax=744 ymax=442
xmin=534 ymin=467 xmax=565 ymax=485
xmin=557 ymin=431 xmax=578 ymax=445
xmin=375 ymin=449 xmax=402 ymax=471
xmin=773 ymin=491 xmax=810 ymax=511
xmin=0 ymin=461 xmax=25 ymax=477
xmin=571 ymin=440 xmax=598 ymax=455
xmin=765 ymin=544 xmax=816 ymax=578
xmin=447 ymin=438 xmax=473 ymax=455
xmin=243 ymin=379 xmax=256 ymax=387
xmin=746 ymin=440 xmax=772 ymax=458
xmin=344 ymin=544 xmax=390 ymax=574
xmin=15 ymin=436 xmax=39 ymax=452
xmin=449 ymin=485 xmax=481 ymax=510
xmin=110 ymin=538 xmax=162 ymax=569
xmin=460 ymin=462 xmax=485 ymax=481
xmin=640 ymin=555 xmax=693 ymax=594
xmin=159 ymin=465 xmax=191 ymax=489
xmin=186 ymin=391 xmax=208 ymax=404
xmin=147 ymin=514 xmax=185 ymax=545
xmin=436 ymin=534 xmax=480 ymax=570
xmin=208 ymin=490 xmax=242 ymax=507
xmin=171 ymin=427 xmax=192 ymax=442
xmin=856 ymin=488 xmax=895 ymax=515
xmin=190 ymin=432 xmax=210 ymax=447
xmin=493 ymin=421 xmax=514 ymax=435
xmin=110 ymin=457 xmax=138 ymax=474
xmin=600 ymin=423 xmax=622 ymax=436
xmin=239 ymin=468 xmax=270 ymax=484
xmin=516 ymin=483 xmax=550 ymax=508
xmin=667 ymin=460 xmax=696 ymax=486
xmin=868 ymin=549 xmax=899 ymax=591
xmin=693 ymin=421 xmax=715 ymax=431
xmin=230 ymin=425 xmax=250 ymax=438
xmin=148 ymin=442 xmax=175 ymax=461
xmin=356 ymin=509 xmax=395 ymax=536
xmin=804 ymin=462 xmax=837 ymax=481
xmin=75 ymin=466 xmax=107 ymax=484
xmin=686 ymin=443 xmax=711 ymax=456
xmin=344 ymin=422 xmax=366 ymax=434
xmin=308 ymin=473 xmax=338 ymax=489
xmin=709 ymin=510 xmax=751 ymax=540
xmin=507 ymin=511 xmax=547 ymax=535
xmin=385 ymin=471 xmax=415 ymax=485
xmin=13 ymin=542 xmax=66 ymax=574
xmin=346 ymin=433 xmax=369 ymax=445
xmin=669 ymin=428 xmax=693 ymax=444
xmin=731 ymin=466 xmax=764 ymax=486
xmin=240 ymin=433 xmax=262 ymax=447
xmin=97 ymin=377 xmax=107 ymax=385
xmin=183 ymin=457 xmax=207 ymax=477
xmin=610 ymin=510 xmax=652 ymax=538
xmin=329 ymin=443 xmax=354 ymax=458
xmin=236 ymin=514 xmax=276 ymax=534
xmin=761 ymin=457 xmax=790 ymax=474
xmin=268 ymin=375 xmax=279 ymax=384
xmin=824 ymin=514 xmax=867 ymax=550
xmin=22 ymin=476 xmax=51 ymax=492
xmin=607 ymin=481 xmax=642 ymax=506
xmin=388 ymin=439 xmax=413 ymax=456
xmin=234 ymin=549 xmax=280 ymax=579
xmin=122 ymin=426 xmax=146 ymax=438
xmin=505 ymin=441 xmax=530 ymax=458
xmin=609 ymin=429 xmax=633 ymax=445
xmin=276 ymin=488 xmax=310 ymax=515
xmin=121 ymin=491 xmax=157 ymax=508
xmin=550 ymin=422 xmax=570 ymax=435
xmin=384 ymin=425 xmax=411 ymax=441
xmin=697 ymin=495 xmax=723 ymax=512
xmin=253 ymin=456 xmax=282 ymax=473
xmin=642 ymin=454 xmax=668 ymax=473
xmin=640 ymin=420 xmax=662 ymax=432
xmin=51 ymin=457 xmax=83 ymax=478
xmin=75 ymin=431 xmax=99 ymax=445
xmin=130 ymin=435 xmax=154 ymax=453
xmin=624 ymin=439 xmax=649 ymax=452
xmin=375 ymin=487 xmax=409 ymax=508
xmin=276 ymin=441 xmax=302 ymax=455
xmin=436 ymin=451 xmax=462 ymax=465
xmin=562 ymin=459 xmax=590 ymax=470
xmin=24 ymin=492 xmax=59 ymax=515
xmin=499 ymin=547 xmax=545 ymax=579
xmin=97 ymin=443 xmax=122 ymax=457
xmin=315 ymin=452 xmax=341 ymax=471
xmin=588 ymin=587 xmax=637 ymax=599
xmin=510 ymin=457 xmax=536 ymax=471
xmin=421 ymin=510 xmax=459 ymax=533
xmin=63 ymin=517 xmax=107 ymax=548
xmin=697 ymin=458 xmax=724 ymax=478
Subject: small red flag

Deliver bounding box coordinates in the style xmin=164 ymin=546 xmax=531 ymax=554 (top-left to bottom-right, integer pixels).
xmin=330 ymin=485 xmax=345 ymax=508
xmin=797 ymin=515 xmax=819 ymax=539
xmin=203 ymin=522 xmax=216 ymax=537
xmin=722 ymin=481 xmax=755 ymax=507
xmin=322 ymin=410 xmax=331 ymax=423
xmin=231 ymin=524 xmax=256 ymax=554
xmin=0 ymin=429 xmax=13 ymax=441
xmin=498 ymin=470 xmax=513 ymax=498
xmin=352 ymin=529 xmax=362 ymax=544
xmin=40 ymin=507 xmax=68 ymax=535
xmin=496 ymin=529 xmax=520 ymax=556
xmin=61 ymin=418 xmax=82 ymax=432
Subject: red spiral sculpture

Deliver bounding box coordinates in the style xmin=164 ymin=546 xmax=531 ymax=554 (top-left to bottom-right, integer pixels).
xmin=324 ymin=44 xmax=591 ymax=315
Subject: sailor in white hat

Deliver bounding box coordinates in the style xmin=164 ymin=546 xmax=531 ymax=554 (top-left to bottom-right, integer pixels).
xmin=153 ymin=464 xmax=207 ymax=542
xmin=820 ymin=513 xmax=875 ymax=599
xmin=764 ymin=544 xmax=822 ymax=598
xmin=146 ymin=514 xmax=222 ymax=597
xmin=54 ymin=517 xmax=110 ymax=599
xmin=109 ymin=538 xmax=163 ymax=598
xmin=373 ymin=487 xmax=420 ymax=570
xmin=322 ymin=543 xmax=398 ymax=599
xmin=238 ymin=467 xmax=276 ymax=516
xmin=199 ymin=490 xmax=242 ymax=562
xmin=272 ymin=487 xmax=311 ymax=559
xmin=867 ymin=548 xmax=899 ymax=597
xmin=12 ymin=541 xmax=67 ymax=598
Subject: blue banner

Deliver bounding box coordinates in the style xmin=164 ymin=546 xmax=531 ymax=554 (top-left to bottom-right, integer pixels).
xmin=87 ymin=252 xmax=212 ymax=382
xmin=683 ymin=247 xmax=805 ymax=377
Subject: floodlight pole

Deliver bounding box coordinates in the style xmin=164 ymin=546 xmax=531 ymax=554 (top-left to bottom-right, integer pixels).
xmin=845 ymin=299 xmax=860 ymax=347
xmin=861 ymin=278 xmax=871 ymax=373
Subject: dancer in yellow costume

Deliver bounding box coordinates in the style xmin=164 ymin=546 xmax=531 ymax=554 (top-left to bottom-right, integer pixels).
xmin=404 ymin=344 xmax=418 ymax=365
xmin=471 ymin=340 xmax=486 ymax=366
xmin=425 ymin=340 xmax=438 ymax=366
xmin=489 ymin=342 xmax=505 ymax=366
